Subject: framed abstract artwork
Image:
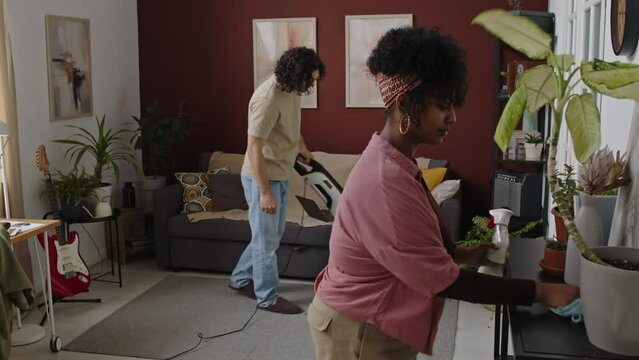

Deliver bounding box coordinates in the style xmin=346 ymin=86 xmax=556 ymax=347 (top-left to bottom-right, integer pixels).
xmin=253 ymin=17 xmax=317 ymax=109
xmin=45 ymin=15 xmax=94 ymax=122
xmin=345 ymin=14 xmax=413 ymax=108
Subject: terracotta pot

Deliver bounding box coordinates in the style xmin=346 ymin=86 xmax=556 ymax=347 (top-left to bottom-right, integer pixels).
xmin=543 ymin=246 xmax=566 ymax=269
xmin=551 ymin=206 xmax=568 ymax=244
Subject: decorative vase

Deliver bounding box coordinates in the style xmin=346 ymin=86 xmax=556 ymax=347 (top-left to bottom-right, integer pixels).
xmin=581 ymin=246 xmax=639 ymax=356
xmin=564 ymin=192 xmax=603 ymax=285
xmin=594 ymin=195 xmax=617 ymax=246
xmin=85 ymin=183 xmax=112 ymax=212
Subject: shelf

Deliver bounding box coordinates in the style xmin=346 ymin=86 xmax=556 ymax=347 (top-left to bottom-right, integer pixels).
xmin=497 ymin=158 xmax=545 ymax=164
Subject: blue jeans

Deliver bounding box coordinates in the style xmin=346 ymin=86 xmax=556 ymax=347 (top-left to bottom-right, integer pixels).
xmin=231 ymin=173 xmax=289 ymax=306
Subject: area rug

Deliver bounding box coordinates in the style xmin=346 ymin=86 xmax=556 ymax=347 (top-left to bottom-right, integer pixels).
xmin=64 ymin=274 xmax=457 ymax=359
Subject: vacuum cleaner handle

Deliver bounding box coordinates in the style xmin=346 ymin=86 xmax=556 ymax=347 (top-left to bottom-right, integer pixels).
xmin=294 ymin=156 xmax=323 ymax=176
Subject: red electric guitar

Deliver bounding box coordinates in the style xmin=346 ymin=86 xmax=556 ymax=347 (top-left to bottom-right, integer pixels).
xmin=36 ymin=145 xmax=91 ymax=298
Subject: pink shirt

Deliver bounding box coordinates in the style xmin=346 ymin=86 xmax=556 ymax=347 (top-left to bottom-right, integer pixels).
xmin=315 ymin=133 xmax=460 ymax=354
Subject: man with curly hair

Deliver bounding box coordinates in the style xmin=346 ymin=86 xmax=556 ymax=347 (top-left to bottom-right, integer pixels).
xmin=307 ymin=27 xmax=578 ymax=358
xmin=229 ymin=47 xmax=325 ymax=314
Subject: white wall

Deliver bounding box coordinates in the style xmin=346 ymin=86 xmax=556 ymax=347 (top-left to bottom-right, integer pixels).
xmin=7 ymin=0 xmax=140 ymax=269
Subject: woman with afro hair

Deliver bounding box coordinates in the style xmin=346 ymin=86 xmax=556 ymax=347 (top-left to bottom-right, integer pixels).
xmin=228 ymin=47 xmax=324 ymax=314
xmin=307 ymin=27 xmax=578 ymax=359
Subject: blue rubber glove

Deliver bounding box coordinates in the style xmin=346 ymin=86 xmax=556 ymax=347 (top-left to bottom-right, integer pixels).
xmin=550 ymin=298 xmax=583 ymax=323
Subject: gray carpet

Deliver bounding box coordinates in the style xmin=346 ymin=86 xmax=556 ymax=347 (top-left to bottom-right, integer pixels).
xmin=64 ymin=274 xmax=457 ymax=359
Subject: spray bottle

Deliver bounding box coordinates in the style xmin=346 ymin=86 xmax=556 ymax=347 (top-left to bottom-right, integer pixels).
xmin=478 ymin=208 xmax=513 ymax=276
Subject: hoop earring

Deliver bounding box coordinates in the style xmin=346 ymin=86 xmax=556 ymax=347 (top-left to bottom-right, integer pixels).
xmin=399 ymin=113 xmax=411 ymax=135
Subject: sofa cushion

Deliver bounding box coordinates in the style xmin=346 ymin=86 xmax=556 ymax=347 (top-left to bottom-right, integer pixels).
xmin=168 ymin=214 xmax=331 ymax=247
xmin=174 ymin=172 xmax=214 ymax=213
xmin=432 ymin=180 xmax=461 ymax=205
xmin=208 ymin=151 xmax=245 ymax=174
xmin=421 ymin=167 xmax=447 ymax=190
xmin=207 ymin=173 xmax=248 ymax=211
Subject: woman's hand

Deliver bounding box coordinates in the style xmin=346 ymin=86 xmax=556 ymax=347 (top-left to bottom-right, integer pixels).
xmin=535 ymin=283 xmax=580 ymax=308
xmin=455 ymin=243 xmax=499 ymax=267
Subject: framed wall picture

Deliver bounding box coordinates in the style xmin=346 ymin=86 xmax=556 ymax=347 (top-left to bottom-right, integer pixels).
xmin=45 ymin=15 xmax=94 ymax=122
xmin=253 ymin=17 xmax=317 ymax=109
xmin=345 ymin=14 xmax=412 ymax=108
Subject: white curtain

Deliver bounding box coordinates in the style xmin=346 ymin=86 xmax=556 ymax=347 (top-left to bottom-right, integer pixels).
xmin=0 ymin=0 xmax=31 ymax=277
xmin=608 ymin=104 xmax=639 ymax=248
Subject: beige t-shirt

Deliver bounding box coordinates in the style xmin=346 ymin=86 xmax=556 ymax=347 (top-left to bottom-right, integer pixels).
xmin=242 ymin=75 xmax=301 ymax=180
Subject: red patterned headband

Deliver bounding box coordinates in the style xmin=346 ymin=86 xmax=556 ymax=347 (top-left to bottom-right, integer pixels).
xmin=376 ymin=74 xmax=422 ymax=109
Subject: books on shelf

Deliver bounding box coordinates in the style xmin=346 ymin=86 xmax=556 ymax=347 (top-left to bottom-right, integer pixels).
xmin=125 ymin=231 xmax=154 ymax=248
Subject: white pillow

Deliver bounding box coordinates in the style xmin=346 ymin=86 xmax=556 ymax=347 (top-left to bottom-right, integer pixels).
xmin=431 ymin=180 xmax=460 ymax=205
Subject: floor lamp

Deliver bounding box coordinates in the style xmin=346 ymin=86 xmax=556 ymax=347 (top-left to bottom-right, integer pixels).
xmin=0 ymin=121 xmax=10 ymax=219
xmin=0 ymin=122 xmax=47 ymax=345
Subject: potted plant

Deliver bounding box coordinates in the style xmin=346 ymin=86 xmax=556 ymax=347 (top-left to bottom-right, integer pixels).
xmin=473 ymin=9 xmax=639 ymax=355
xmin=551 ymin=164 xmax=579 ymax=243
xmin=523 ymin=131 xmax=543 ymax=160
xmin=54 ymin=115 xmax=142 ymax=208
xmin=578 ymin=146 xmax=628 ymax=243
xmin=130 ymin=100 xmax=200 ymax=212
xmin=564 ymin=146 xmax=630 ymax=284
xmin=49 ymin=168 xmax=100 ymax=221
xmin=540 ymin=236 xmax=567 ymax=277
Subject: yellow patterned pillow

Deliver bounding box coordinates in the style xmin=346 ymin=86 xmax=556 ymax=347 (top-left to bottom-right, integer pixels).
xmin=175 ymin=172 xmax=214 ymax=213
xmin=421 ymin=167 xmax=447 ymax=191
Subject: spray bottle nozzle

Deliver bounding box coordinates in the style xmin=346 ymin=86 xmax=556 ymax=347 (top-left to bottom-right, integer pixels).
xmin=487 ymin=216 xmax=495 ymax=229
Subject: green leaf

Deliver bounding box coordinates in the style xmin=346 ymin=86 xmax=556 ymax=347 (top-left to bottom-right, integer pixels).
xmin=548 ymin=54 xmax=574 ymax=72
xmin=581 ymin=60 xmax=639 ymax=101
xmin=520 ymin=65 xmax=558 ymax=112
xmin=494 ymin=86 xmax=527 ymax=151
xmin=565 ymin=93 xmax=601 ymax=163
xmin=471 ymin=9 xmax=552 ymax=60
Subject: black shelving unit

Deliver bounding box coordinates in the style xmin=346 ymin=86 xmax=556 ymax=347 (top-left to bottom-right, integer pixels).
xmin=490 ymin=10 xmax=556 ymax=236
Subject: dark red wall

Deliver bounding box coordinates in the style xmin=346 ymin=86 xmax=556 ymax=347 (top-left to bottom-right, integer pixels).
xmin=137 ymin=0 xmax=548 ymax=232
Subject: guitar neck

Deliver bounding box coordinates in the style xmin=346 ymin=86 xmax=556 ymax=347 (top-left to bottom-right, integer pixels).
xmin=43 ymin=172 xmax=66 ymax=244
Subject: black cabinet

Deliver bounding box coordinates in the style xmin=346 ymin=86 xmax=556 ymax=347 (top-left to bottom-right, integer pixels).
xmin=490 ymin=11 xmax=555 ymax=234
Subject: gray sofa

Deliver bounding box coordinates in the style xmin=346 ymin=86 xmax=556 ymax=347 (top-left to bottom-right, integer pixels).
xmin=154 ymin=151 xmax=462 ymax=279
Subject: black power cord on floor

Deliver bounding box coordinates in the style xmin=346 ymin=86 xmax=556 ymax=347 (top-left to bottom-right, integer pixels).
xmin=162 ymin=179 xmax=314 ymax=359
xmin=163 ymin=306 xmax=259 ymax=360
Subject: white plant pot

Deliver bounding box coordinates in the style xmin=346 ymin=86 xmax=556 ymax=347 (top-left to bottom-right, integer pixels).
xmin=85 ymin=183 xmax=113 ymax=213
xmin=136 ymin=176 xmax=166 ymax=213
xmin=565 ymin=192 xmax=603 ymax=286
xmin=524 ymin=143 xmax=543 ymax=160
xmin=581 ymin=246 xmax=639 ymax=356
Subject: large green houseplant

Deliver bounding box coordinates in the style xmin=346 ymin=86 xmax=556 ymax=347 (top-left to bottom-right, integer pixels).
xmin=130 ymin=100 xmax=200 ymax=212
xmin=131 ymin=100 xmax=200 ymax=178
xmin=472 ymin=9 xmax=639 ymax=266
xmin=54 ymin=115 xmax=142 ymax=184
xmin=472 ymin=9 xmax=639 ymax=356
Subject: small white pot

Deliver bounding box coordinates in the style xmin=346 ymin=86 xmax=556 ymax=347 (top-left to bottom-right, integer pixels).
xmin=85 ymin=183 xmax=113 ymax=212
xmin=524 ymin=143 xmax=543 ymax=160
